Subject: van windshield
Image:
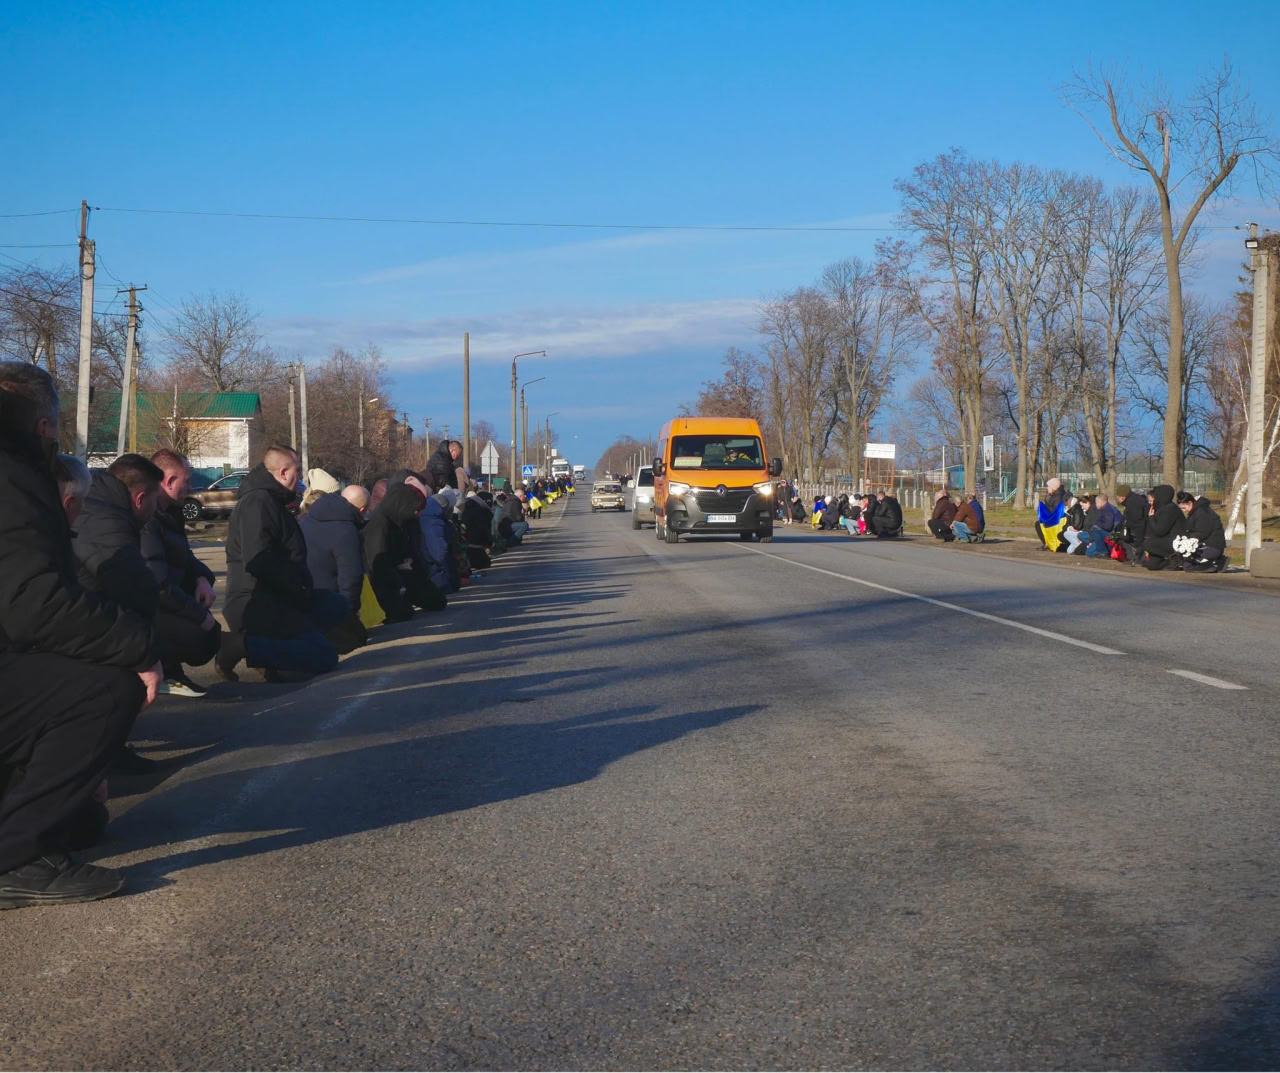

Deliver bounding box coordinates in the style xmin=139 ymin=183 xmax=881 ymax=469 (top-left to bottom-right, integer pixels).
xmin=638 ymin=469 xmax=654 ymax=487
xmin=670 ymin=436 xmax=764 ymax=470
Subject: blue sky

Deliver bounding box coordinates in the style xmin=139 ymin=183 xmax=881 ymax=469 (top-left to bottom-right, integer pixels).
xmin=3 ymin=1 xmax=1279 ymax=465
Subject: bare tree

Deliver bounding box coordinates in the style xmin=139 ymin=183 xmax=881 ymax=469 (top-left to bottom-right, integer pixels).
xmin=164 ymin=291 xmax=279 ymax=391
xmin=1064 ymin=60 xmax=1279 ymax=484
xmin=0 ymin=264 xmax=78 ymax=380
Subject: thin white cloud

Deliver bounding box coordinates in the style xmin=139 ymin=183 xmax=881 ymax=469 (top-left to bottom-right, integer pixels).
xmin=265 ymin=297 xmax=759 ymax=367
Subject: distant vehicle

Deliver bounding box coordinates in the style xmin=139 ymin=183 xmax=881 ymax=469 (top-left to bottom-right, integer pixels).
xmin=591 ymin=480 xmax=625 ymax=512
xmin=572 ymin=464 xmax=586 ymax=482
xmin=652 ymin=416 xmax=782 ymax=544
xmin=630 ymin=465 xmax=655 ymax=529
xmin=552 ymin=458 xmax=571 ymax=479
xmin=182 ymin=470 xmax=249 ymax=523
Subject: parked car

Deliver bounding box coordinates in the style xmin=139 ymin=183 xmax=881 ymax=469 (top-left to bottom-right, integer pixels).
xmin=630 ymin=465 xmax=655 ymax=528
xmin=181 ymin=470 xmax=249 ymax=522
xmin=591 ymin=480 xmax=625 ymax=512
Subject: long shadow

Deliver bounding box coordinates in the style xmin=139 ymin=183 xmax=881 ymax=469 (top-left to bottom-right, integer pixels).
xmin=1173 ymin=955 xmax=1280 ymax=1070
xmin=107 ymin=702 xmax=762 ymax=886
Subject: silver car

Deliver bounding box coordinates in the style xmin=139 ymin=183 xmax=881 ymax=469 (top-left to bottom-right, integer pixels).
xmin=629 ymin=465 xmax=655 ymax=529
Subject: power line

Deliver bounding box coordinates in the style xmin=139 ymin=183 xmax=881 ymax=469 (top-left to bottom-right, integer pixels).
xmin=0 ymin=284 xmax=129 ymax=318
xmin=0 ymin=243 xmax=77 ymax=249
xmin=0 ymin=208 xmax=76 ymax=218
xmin=94 ymin=205 xmax=899 ymax=234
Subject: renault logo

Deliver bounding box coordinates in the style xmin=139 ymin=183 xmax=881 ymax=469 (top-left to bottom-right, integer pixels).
xmin=716 ymin=485 xmax=727 ymax=497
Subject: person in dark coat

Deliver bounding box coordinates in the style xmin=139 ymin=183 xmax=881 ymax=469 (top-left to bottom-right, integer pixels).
xmin=1142 ymin=484 xmax=1186 ymax=570
xmin=298 ymin=485 xmax=370 ymax=653
xmin=71 ymin=457 xmax=163 ymax=620
xmin=459 ymin=491 xmax=494 ymax=569
xmin=1179 ymin=493 xmax=1229 ymax=572
xmin=952 ymin=494 xmax=983 ymax=542
xmin=427 ymin=440 xmax=463 ymax=491
xmin=218 ymin=447 xmax=348 ymax=679
xmin=1085 ymin=493 xmax=1124 ymax=558
xmin=0 ymin=364 xmax=159 ymax=908
xmin=363 ymin=483 xmax=446 ymax=623
xmin=421 ymin=491 xmax=462 ymax=594
xmin=927 ymin=492 xmax=958 ymax=541
xmin=144 ymin=450 xmax=221 ymax=696
xmin=1119 ymin=487 xmax=1148 ymax=564
xmin=871 ymin=491 xmax=904 ymax=538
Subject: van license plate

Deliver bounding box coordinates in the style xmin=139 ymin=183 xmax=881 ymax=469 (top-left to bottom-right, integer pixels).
xmin=707 ymin=514 xmax=736 ymax=523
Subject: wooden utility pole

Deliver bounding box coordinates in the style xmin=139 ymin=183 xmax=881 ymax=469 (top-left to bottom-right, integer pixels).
xmin=402 ymin=411 xmax=411 ymax=463
xmin=1246 ymin=224 xmax=1272 ymax=569
xmin=461 ymin=333 xmax=470 ymax=472
xmin=288 ymin=366 xmax=298 ymax=449
xmin=74 ymin=200 xmax=95 ymax=460
xmin=116 ymin=284 xmax=146 ymax=456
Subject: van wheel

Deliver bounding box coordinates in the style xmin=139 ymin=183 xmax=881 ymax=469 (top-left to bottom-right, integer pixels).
xmin=664 ymin=524 xmax=679 ymax=544
xmin=631 ymin=513 xmax=641 ymax=530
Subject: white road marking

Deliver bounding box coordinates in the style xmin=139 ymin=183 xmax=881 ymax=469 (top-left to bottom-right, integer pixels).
xmin=1166 ymin=668 xmax=1248 ymax=690
xmin=732 ymin=543 xmax=1126 ymax=656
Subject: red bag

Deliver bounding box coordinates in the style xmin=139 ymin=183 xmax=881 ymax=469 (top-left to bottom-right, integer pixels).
xmin=1107 ymin=538 xmax=1126 ymax=562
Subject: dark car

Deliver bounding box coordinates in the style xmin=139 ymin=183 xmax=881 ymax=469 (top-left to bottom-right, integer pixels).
xmin=181 ymin=470 xmax=249 ymax=522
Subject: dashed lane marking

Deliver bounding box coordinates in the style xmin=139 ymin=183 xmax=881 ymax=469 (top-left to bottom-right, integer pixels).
xmin=731 ymin=542 xmax=1126 ymax=657
xmin=1166 ymin=668 xmax=1248 ymax=690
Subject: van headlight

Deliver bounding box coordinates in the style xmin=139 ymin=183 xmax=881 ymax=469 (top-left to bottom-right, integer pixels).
xmin=667 ymin=482 xmax=691 ymax=496
xmin=752 ymin=482 xmax=774 ymax=496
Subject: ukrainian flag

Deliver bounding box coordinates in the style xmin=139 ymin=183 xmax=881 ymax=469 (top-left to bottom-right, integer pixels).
xmin=1037 ymin=498 xmax=1068 ymax=551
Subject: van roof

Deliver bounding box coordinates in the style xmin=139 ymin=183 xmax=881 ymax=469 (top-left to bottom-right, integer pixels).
xmin=659 ymin=416 xmax=763 ymax=436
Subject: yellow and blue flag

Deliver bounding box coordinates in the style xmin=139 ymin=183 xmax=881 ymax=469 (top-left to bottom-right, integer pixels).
xmin=1037 ymin=498 xmax=1067 ymax=551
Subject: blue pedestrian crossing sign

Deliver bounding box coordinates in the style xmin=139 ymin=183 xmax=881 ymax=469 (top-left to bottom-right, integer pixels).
xmin=522 ymin=464 xmax=535 ymax=478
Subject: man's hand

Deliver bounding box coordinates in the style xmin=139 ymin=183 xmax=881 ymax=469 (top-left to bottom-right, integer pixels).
xmin=200 ymin=611 xmax=217 ymax=632
xmin=194 ymin=577 xmax=215 ymax=609
xmin=138 ymin=661 xmax=163 ymax=709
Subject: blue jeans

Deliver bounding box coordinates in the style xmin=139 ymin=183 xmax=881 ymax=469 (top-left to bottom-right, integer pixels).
xmin=952 ymin=520 xmax=974 ymax=542
xmin=244 ymin=590 xmax=348 ymax=675
xmin=510 ymin=521 xmax=530 ymax=541
xmin=1086 ymin=526 xmax=1115 ymax=558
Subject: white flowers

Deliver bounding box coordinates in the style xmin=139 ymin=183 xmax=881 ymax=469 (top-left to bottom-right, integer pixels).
xmin=1173 ymin=535 xmax=1201 ymax=558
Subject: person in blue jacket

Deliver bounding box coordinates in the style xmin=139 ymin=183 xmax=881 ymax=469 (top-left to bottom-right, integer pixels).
xmin=420 ymin=489 xmax=462 ymax=594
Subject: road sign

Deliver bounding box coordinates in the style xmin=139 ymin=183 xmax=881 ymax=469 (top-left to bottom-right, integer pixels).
xmin=480 ymin=441 xmax=500 ymax=475
xmin=864 ymin=442 xmax=896 ymax=460
xmin=982 ymin=434 xmax=995 ymax=472
xmin=522 ymin=464 xmax=535 ymax=478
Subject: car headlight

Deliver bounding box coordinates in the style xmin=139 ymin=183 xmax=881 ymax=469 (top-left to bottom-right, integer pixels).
xmin=667 ymin=482 xmax=691 ymax=496
xmin=752 ymin=482 xmax=775 ymax=496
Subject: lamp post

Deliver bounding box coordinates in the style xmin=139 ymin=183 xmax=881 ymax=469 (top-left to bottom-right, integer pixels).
xmin=511 ymin=351 xmax=546 ymax=487
xmin=521 ymin=376 xmax=545 ymax=474
xmin=545 ymin=411 xmax=561 ymax=476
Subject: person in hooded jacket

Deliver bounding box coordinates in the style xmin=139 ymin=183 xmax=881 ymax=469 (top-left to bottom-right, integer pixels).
xmin=298 ymin=485 xmax=370 ymax=653
xmin=1142 ymin=484 xmax=1186 ymax=570
xmin=460 ymin=491 xmax=495 ymax=570
xmin=1178 ymin=493 xmax=1229 ymax=573
xmin=218 ymin=447 xmax=349 ymax=679
xmin=820 ymin=495 xmax=844 ymax=530
xmin=363 ymin=483 xmax=446 ymax=623
xmin=1118 ymin=487 xmax=1148 ymax=563
xmin=871 ymin=491 xmax=904 ymax=537
xmin=927 ymin=492 xmax=958 ymax=541
xmin=421 ymin=489 xmax=463 ymax=593
xmin=0 ymin=365 xmax=160 ymax=908
xmin=427 ymin=440 xmax=463 ymax=492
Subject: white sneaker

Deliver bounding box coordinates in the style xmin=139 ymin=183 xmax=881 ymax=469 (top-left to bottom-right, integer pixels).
xmin=158 ymin=677 xmax=208 ymax=698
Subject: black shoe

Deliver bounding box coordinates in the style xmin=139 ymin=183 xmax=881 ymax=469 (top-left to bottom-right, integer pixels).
xmin=1213 ymin=555 xmax=1230 ymax=573
xmin=215 ymin=631 xmax=245 ymax=682
xmin=0 ymin=852 xmax=124 ymax=909
xmin=112 ymin=744 xmax=159 ymax=776
xmin=1183 ymin=559 xmax=1213 ymax=572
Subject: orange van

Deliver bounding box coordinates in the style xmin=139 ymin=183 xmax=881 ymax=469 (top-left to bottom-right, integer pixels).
xmin=651 ymin=416 xmax=782 ymax=543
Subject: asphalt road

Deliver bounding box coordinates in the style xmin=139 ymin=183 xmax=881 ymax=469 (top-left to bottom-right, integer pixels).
xmin=3 ymin=494 xmax=1279 ymax=1071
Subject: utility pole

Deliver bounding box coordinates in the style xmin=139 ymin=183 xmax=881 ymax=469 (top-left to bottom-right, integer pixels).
xmin=510 ymin=351 xmax=545 ymax=487
xmin=288 ymin=366 xmax=298 ymax=450
xmin=297 ymin=361 xmax=309 ymax=474
xmin=74 ymin=200 xmax=95 ymax=460
xmin=1246 ymin=223 xmax=1271 ymax=569
xmin=462 ymin=333 xmax=471 ymax=473
xmin=115 ymin=284 xmax=146 ymax=456
xmin=402 ymin=411 xmax=411 ymax=463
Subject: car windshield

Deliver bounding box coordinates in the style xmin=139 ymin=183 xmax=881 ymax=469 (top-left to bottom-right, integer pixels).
xmin=670 ymin=436 xmax=764 ymax=470
xmin=595 ymin=483 xmax=621 ymax=492
xmin=637 ymin=469 xmax=654 ymax=487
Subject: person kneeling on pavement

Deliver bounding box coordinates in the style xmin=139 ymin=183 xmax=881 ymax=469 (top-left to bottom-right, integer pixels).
xmin=143 ymin=450 xmax=221 ymax=697
xmin=952 ymin=493 xmax=984 ymax=543
xmin=1176 ymin=492 xmax=1229 ymax=573
xmin=218 ymin=446 xmax=349 ymax=681
xmin=927 ymin=491 xmax=958 ymax=541
xmin=0 ymin=364 xmax=161 ymax=908
xmin=1084 ymin=493 xmax=1123 ymax=558
xmin=1142 ymin=484 xmax=1186 ymax=571
xmin=364 ymin=482 xmax=446 ymax=622
xmin=299 ymin=481 xmax=371 ymax=653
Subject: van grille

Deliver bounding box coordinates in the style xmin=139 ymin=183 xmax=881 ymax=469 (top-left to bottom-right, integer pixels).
xmin=692 ymin=488 xmax=752 ymax=512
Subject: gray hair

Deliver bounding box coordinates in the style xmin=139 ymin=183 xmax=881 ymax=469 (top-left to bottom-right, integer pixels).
xmin=54 ymin=453 xmax=92 ymax=499
xmin=0 ymin=361 xmax=59 ymax=421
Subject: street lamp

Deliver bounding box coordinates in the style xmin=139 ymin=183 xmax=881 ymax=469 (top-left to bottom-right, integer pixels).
xmin=521 ymin=376 xmax=545 ymax=472
xmin=511 ymin=350 xmax=546 ymax=487
xmin=544 ymin=411 xmax=561 ymax=476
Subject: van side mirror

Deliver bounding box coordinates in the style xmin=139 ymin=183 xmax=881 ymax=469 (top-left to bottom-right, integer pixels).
xmin=652 ymin=460 xmax=666 ymax=477
xmin=769 ymin=456 xmax=783 ymax=477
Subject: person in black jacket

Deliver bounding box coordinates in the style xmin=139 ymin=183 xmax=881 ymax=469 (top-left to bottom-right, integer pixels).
xmin=143 ymin=450 xmax=221 ymax=697
xmin=1118 ymin=487 xmax=1149 ymax=565
xmin=871 ymin=491 xmax=904 ymax=538
xmin=0 ymin=364 xmax=160 ymax=908
xmin=218 ymin=447 xmax=348 ymax=680
xmin=1179 ymin=493 xmax=1229 ymax=573
xmin=298 ymin=485 xmax=369 ymax=653
xmin=1142 ymin=484 xmax=1186 ymax=570
xmin=363 ymin=482 xmax=446 ymax=623
xmin=927 ymin=492 xmax=958 ymax=541
xmin=71 ymin=456 xmax=163 ymax=619
xmin=427 ymin=439 xmax=463 ymax=492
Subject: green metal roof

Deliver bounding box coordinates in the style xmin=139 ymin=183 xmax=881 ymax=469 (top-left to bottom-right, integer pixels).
xmin=79 ymin=391 xmax=261 ymax=454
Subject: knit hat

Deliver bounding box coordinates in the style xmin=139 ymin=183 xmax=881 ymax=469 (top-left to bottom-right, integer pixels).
xmin=307 ymin=468 xmax=340 ymax=494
